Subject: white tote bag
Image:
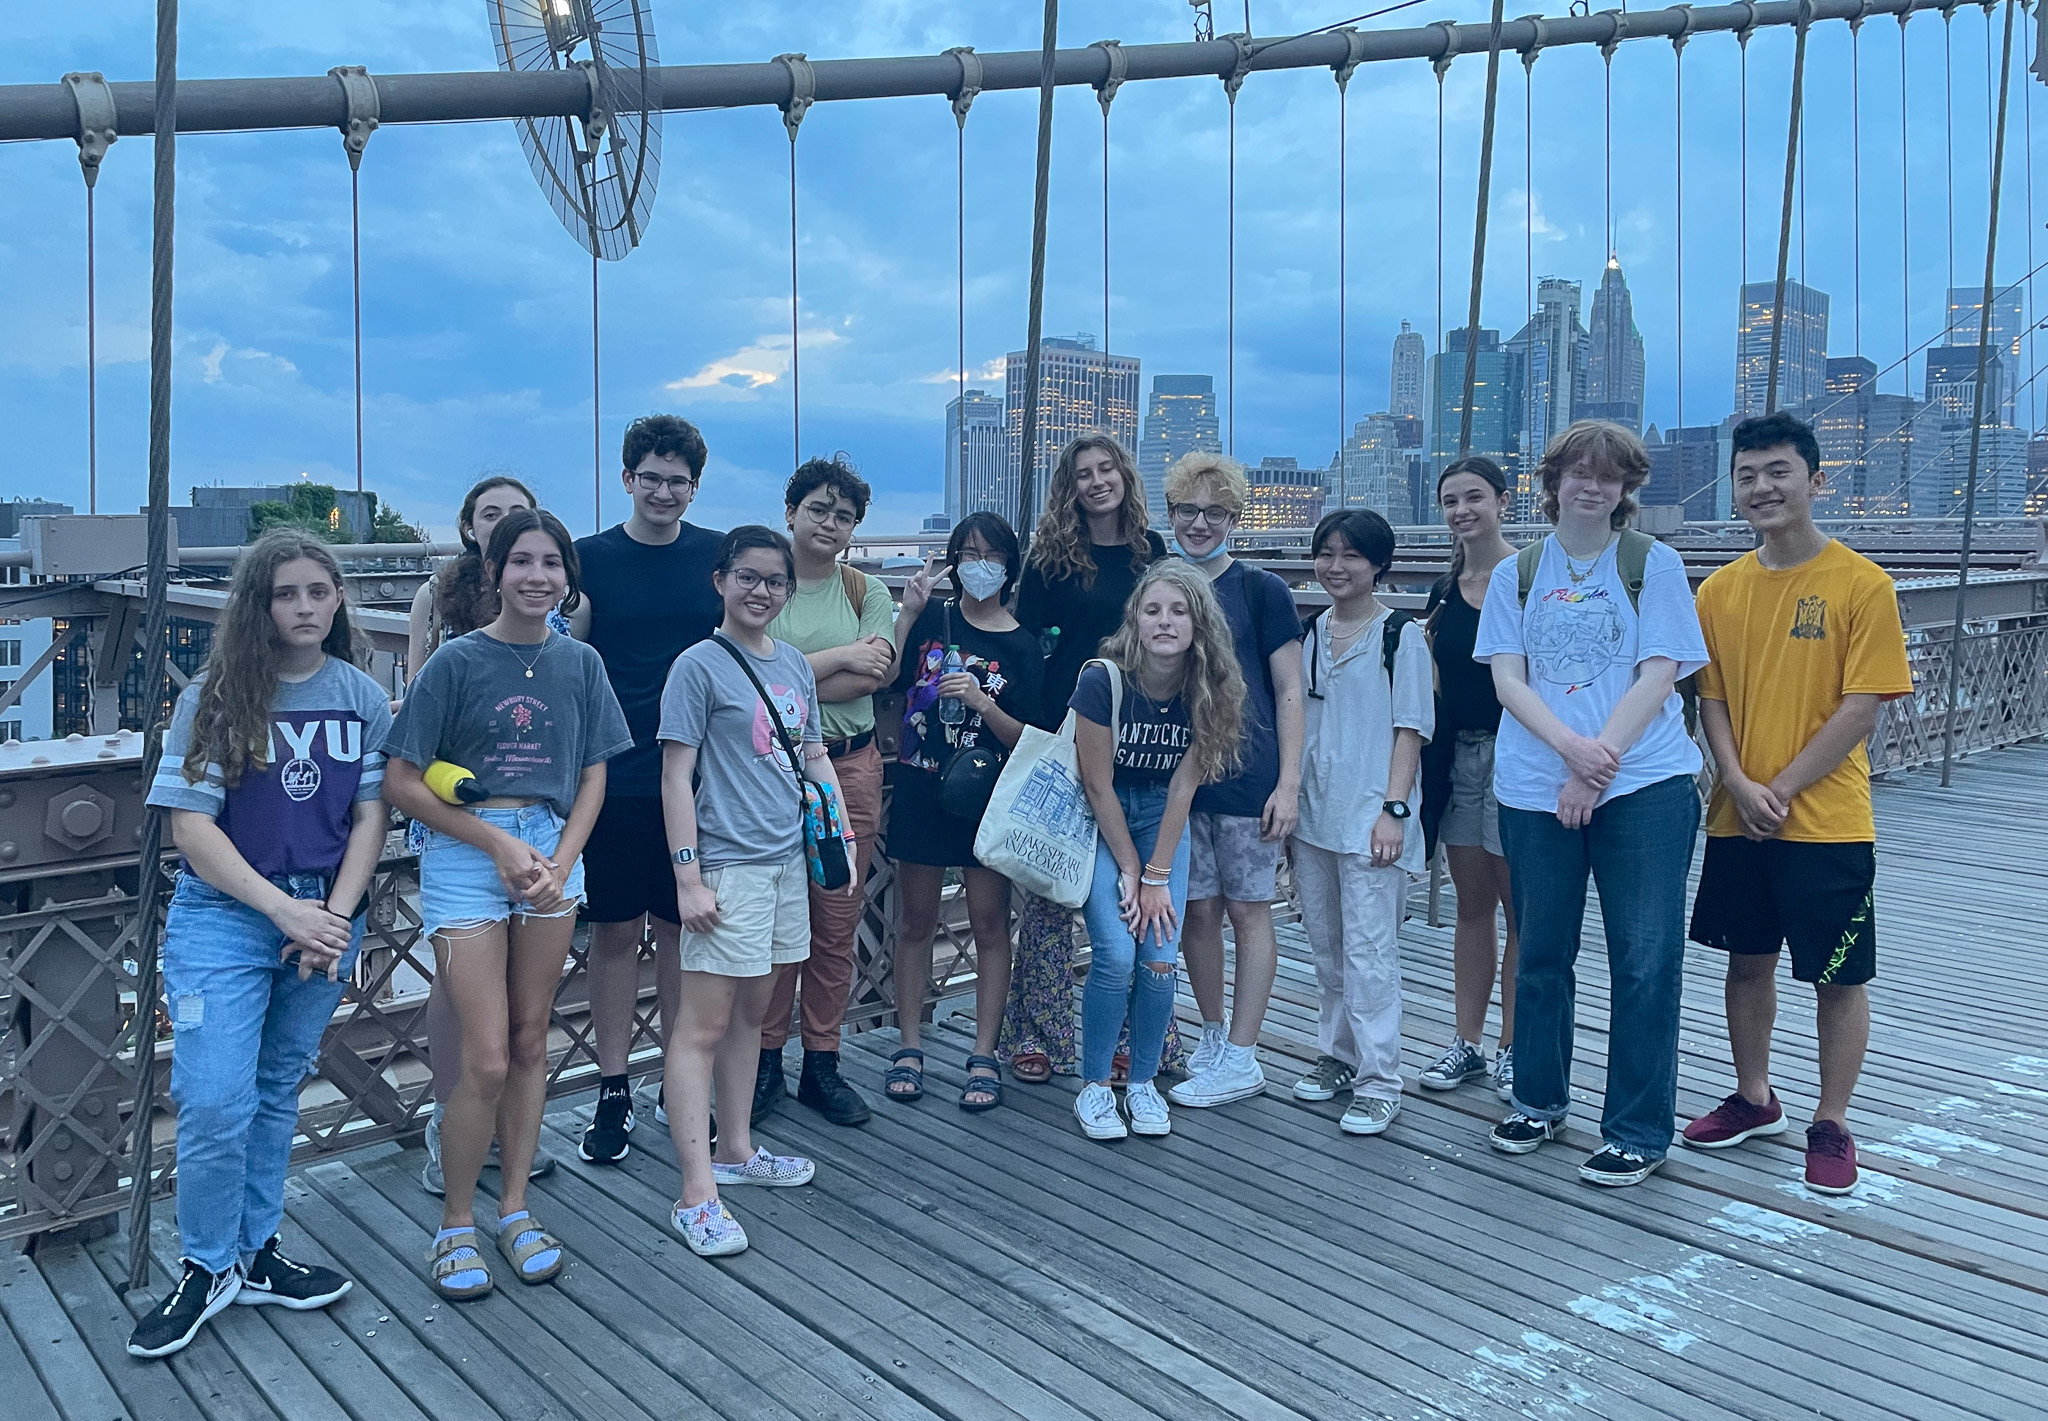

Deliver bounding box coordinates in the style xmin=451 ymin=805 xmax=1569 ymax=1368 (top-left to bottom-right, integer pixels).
xmin=973 ymin=659 xmax=1121 ymax=908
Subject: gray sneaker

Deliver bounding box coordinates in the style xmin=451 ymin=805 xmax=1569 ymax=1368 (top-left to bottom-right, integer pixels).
xmin=1491 ymin=1045 xmax=1515 ymax=1101
xmin=1340 ymin=1095 xmax=1401 ymax=1135
xmin=1292 ymin=1054 xmax=1357 ymax=1102
xmin=1419 ymin=1039 xmax=1487 ymax=1091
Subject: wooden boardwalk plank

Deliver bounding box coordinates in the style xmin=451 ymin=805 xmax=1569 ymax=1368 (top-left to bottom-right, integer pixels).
xmin=0 ymin=1250 xmax=128 ymax=1421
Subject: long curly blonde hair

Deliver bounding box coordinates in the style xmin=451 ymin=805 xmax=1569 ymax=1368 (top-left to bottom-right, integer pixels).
xmin=1027 ymin=433 xmax=1154 ymax=589
xmin=1098 ymin=561 xmax=1245 ymax=785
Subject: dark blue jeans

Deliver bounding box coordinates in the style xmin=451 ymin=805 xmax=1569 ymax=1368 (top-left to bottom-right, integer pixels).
xmin=1498 ymin=774 xmax=1699 ymax=1158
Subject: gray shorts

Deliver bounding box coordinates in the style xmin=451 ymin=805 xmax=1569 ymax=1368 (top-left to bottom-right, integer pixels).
xmin=1188 ymin=811 xmax=1284 ymax=903
xmin=1439 ymin=729 xmax=1503 ymax=857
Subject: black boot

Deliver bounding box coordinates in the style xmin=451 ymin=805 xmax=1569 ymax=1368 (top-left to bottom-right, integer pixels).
xmin=752 ymin=1046 xmax=787 ymax=1124
xmin=798 ymin=1049 xmax=871 ymax=1127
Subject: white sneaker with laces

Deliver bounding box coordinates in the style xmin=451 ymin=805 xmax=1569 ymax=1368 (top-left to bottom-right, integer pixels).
xmin=1125 ymin=1081 xmax=1172 ymax=1136
xmin=1168 ymin=1044 xmax=1266 ymax=1107
xmin=1185 ymin=1020 xmax=1229 ymax=1077
xmin=1074 ymin=1083 xmax=1128 ymax=1140
xmin=1340 ymin=1095 xmax=1401 ymax=1135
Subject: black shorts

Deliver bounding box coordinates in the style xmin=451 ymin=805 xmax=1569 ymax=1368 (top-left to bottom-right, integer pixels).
xmin=580 ymin=795 xmax=680 ymax=925
xmin=883 ymin=767 xmax=984 ymax=869
xmin=1689 ymin=836 xmax=1877 ymax=985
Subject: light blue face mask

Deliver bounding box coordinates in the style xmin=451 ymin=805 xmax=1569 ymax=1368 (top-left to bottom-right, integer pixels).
xmin=955 ymin=559 xmax=1008 ymax=601
xmin=1174 ymin=536 xmax=1230 ymax=565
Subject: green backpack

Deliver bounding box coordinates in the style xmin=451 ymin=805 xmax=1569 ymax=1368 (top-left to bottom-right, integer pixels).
xmin=1515 ymin=528 xmax=1699 ymax=732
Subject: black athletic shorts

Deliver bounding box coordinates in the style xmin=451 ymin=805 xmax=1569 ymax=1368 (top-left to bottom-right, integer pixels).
xmin=580 ymin=795 xmax=680 ymax=925
xmin=1689 ymin=835 xmax=1876 ymax=986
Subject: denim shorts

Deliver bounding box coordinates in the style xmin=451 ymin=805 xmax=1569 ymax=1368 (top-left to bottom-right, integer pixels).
xmin=418 ymin=803 xmax=585 ymax=941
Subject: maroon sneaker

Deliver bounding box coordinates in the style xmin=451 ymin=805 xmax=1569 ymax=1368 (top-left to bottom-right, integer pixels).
xmin=1682 ymin=1090 xmax=1787 ymax=1149
xmin=1804 ymin=1120 xmax=1859 ymax=1195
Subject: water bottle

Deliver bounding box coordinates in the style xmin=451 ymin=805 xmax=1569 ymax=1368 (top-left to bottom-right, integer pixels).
xmin=938 ymin=644 xmax=967 ymax=726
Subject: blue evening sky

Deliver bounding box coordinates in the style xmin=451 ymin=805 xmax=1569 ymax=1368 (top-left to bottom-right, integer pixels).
xmin=2 ymin=2 xmax=2035 ymax=538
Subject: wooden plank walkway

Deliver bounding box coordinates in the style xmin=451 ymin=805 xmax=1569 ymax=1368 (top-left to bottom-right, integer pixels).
xmin=7 ymin=744 xmax=2045 ymax=1420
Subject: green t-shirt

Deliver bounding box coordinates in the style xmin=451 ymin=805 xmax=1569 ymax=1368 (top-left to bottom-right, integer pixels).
xmin=768 ymin=568 xmax=895 ymax=741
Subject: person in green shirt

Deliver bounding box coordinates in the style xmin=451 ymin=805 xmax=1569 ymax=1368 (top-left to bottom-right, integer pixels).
xmin=759 ymin=456 xmax=896 ymax=1126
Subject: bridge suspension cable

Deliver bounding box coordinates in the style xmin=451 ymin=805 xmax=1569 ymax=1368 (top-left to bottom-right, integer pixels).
xmin=1765 ymin=3 xmax=1812 ymax=414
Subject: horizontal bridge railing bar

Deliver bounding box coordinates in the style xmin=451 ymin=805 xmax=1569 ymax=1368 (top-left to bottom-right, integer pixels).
xmin=0 ymin=0 xmax=1971 ymax=144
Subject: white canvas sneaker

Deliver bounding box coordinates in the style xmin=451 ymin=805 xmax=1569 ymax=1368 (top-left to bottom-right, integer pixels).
xmin=1074 ymin=1083 xmax=1128 ymax=1140
xmin=1168 ymin=1045 xmax=1266 ymax=1107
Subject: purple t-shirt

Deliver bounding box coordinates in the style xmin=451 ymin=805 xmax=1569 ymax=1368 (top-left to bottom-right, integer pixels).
xmin=148 ymin=657 xmax=393 ymax=881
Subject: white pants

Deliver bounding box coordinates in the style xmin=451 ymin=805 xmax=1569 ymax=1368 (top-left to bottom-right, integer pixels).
xmin=1292 ymin=842 xmax=1407 ymax=1102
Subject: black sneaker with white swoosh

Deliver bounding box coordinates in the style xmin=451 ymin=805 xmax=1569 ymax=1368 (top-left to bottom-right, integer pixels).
xmin=235 ymin=1236 xmax=352 ymax=1309
xmin=127 ymin=1259 xmax=242 ymax=1358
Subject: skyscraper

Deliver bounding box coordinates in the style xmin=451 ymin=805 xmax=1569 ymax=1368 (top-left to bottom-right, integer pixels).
xmin=1736 ymin=280 xmax=1830 ymax=415
xmin=1643 ymin=426 xmax=1726 ymax=519
xmin=1333 ymin=414 xmax=1408 ymax=521
xmin=1944 ymin=283 xmax=2024 ymax=423
xmin=1505 ymin=277 xmax=1590 ymax=488
xmin=1792 ymin=357 xmax=1920 ymax=516
xmin=1242 ymin=458 xmax=1327 ymax=530
xmin=945 ymin=388 xmax=1007 ymax=522
xmin=1583 ymin=254 xmax=1647 ymax=432
xmin=1003 ymin=335 xmax=1141 ymax=520
xmin=1390 ymin=321 xmax=1426 ymax=421
xmin=1138 ymin=374 xmax=1222 ymax=526
xmin=1427 ymin=326 xmax=1523 ymax=478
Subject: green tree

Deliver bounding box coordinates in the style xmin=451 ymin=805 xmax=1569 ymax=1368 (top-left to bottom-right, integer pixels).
xmin=370 ymin=499 xmax=425 ymax=543
xmin=248 ymin=483 xmax=344 ymax=542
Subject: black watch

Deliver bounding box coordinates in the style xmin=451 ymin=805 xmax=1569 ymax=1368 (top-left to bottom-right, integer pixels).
xmin=1381 ymin=799 xmax=1411 ymax=820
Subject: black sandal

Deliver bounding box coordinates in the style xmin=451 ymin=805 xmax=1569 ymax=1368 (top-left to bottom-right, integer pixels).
xmin=885 ymin=1048 xmax=924 ymax=1102
xmin=960 ymin=1056 xmax=1003 ymax=1113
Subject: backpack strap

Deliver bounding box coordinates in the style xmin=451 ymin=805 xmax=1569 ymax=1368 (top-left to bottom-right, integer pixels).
xmin=1615 ymin=527 xmax=1654 ymax=613
xmin=711 ymin=634 xmax=809 ymax=808
xmin=1381 ymin=610 xmax=1414 ymax=682
xmin=839 ymin=563 xmax=866 ymax=619
xmin=1515 ymin=539 xmax=1543 ymax=607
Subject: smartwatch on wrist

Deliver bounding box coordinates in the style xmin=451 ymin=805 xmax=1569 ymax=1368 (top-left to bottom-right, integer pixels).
xmin=672 ymin=847 xmax=698 ymax=866
xmin=1381 ymin=799 xmax=1411 ymax=820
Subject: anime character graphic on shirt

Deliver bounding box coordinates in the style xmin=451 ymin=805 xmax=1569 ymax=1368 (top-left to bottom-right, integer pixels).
xmin=1526 ymin=587 xmax=1626 ymax=692
xmin=901 ymin=641 xmax=1007 ymax=769
xmin=750 ymin=682 xmax=809 ymax=771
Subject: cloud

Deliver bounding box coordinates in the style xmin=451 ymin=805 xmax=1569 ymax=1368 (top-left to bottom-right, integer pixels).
xmin=665 ymin=328 xmax=847 ymax=399
xmin=919 ymin=357 xmax=1006 ymax=385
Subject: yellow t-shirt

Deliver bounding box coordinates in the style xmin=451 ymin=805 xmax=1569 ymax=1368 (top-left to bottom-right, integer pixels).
xmin=1695 ymin=540 xmax=1913 ymax=842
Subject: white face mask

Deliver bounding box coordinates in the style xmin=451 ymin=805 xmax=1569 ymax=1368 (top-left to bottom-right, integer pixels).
xmin=955 ymin=559 xmax=1008 ymax=601
xmin=1173 ymin=535 xmax=1230 ymax=565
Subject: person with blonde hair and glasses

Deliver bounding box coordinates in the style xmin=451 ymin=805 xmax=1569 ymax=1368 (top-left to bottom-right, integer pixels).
xmin=1068 ymin=560 xmax=1245 ymax=1141
xmin=1473 ymin=420 xmax=1708 ymax=1188
xmin=1006 ymin=433 xmax=1176 ymax=1083
xmin=1154 ymin=452 xmax=1305 ymax=1111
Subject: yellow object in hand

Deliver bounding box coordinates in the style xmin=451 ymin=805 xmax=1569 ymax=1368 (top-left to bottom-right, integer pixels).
xmin=423 ymin=760 xmax=489 ymax=806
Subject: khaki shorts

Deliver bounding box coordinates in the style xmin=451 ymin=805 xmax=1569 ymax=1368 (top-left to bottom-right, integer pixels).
xmin=678 ymin=854 xmax=813 ymax=978
xmin=1439 ymin=729 xmax=1503 ymax=857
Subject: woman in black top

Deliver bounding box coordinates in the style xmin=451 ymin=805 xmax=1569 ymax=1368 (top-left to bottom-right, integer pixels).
xmin=1004 ymin=434 xmax=1171 ymax=1083
xmin=884 ymin=513 xmax=1044 ymax=1110
xmin=1418 ymin=456 xmax=1522 ymax=1102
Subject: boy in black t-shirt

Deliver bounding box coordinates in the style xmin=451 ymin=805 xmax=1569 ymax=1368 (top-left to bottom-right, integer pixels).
xmin=568 ymin=414 xmax=725 ymax=1164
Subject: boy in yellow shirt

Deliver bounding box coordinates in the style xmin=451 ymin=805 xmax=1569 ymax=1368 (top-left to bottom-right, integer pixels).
xmin=1681 ymin=412 xmax=1913 ymax=1195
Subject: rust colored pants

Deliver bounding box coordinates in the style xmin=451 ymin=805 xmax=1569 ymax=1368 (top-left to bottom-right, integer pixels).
xmin=763 ymin=739 xmax=882 ymax=1052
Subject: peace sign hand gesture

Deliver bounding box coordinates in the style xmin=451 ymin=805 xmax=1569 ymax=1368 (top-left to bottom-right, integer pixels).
xmin=901 ymin=553 xmax=943 ymax=619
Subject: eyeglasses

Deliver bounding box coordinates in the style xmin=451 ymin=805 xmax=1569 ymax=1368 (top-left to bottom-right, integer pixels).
xmin=633 ymin=471 xmax=698 ymax=495
xmin=798 ymin=501 xmax=860 ymax=530
xmin=1168 ymin=503 xmax=1236 ymax=528
xmin=724 ymin=568 xmax=792 ymax=596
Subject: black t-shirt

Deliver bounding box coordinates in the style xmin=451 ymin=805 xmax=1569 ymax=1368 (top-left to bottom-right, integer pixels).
xmin=892 ymin=601 xmax=1045 ymax=774
xmin=1016 ymin=530 xmax=1167 ymax=724
xmin=574 ymin=521 xmax=724 ymax=796
xmin=1070 ymin=662 xmax=1191 ymax=785
xmin=1430 ymin=579 xmax=1504 ymax=735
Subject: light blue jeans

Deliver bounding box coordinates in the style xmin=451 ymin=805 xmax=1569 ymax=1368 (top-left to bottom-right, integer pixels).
xmin=162 ymin=872 xmax=362 ymax=1275
xmin=1081 ymin=783 xmax=1191 ymax=1084
xmin=418 ymin=804 xmax=584 ymax=942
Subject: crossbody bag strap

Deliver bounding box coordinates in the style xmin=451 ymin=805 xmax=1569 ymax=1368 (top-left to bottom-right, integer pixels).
xmin=712 ymin=634 xmax=809 ymax=807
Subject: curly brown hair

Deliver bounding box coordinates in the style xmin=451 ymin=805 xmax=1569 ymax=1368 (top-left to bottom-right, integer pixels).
xmin=1536 ymin=420 xmax=1650 ymax=529
xmin=432 ymin=475 xmax=537 ymax=643
xmin=1098 ymin=561 xmax=1245 ymax=786
xmin=1027 ymin=433 xmax=1153 ymax=589
xmin=185 ymin=532 xmax=366 ymax=788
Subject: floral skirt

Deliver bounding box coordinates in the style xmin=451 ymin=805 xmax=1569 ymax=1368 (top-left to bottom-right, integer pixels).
xmin=998 ymin=890 xmax=1184 ymax=1076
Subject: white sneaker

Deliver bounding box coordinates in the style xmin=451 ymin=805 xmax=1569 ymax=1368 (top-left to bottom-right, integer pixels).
xmin=1168 ymin=1045 xmax=1265 ymax=1107
xmin=1340 ymin=1095 xmax=1401 ymax=1135
xmin=1125 ymin=1081 xmax=1172 ymax=1136
xmin=1074 ymin=1083 xmax=1128 ymax=1140
xmin=1185 ymin=1020 xmax=1229 ymax=1076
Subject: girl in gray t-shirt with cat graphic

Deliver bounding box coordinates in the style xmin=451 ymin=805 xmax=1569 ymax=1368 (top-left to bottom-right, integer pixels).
xmin=655 ymin=526 xmax=856 ymax=1259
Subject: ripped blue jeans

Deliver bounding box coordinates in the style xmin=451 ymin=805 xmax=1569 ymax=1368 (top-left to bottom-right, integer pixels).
xmin=162 ymin=871 xmax=362 ymax=1275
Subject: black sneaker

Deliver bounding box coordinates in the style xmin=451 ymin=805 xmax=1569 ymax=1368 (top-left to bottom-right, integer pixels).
xmin=1489 ymin=1111 xmax=1561 ymax=1155
xmin=752 ymin=1047 xmax=787 ymax=1124
xmin=235 ymin=1237 xmax=351 ymax=1310
xmin=579 ymin=1086 xmax=634 ymax=1163
xmin=1579 ymin=1146 xmax=1663 ymax=1188
xmin=127 ymin=1259 xmax=240 ymax=1358
xmin=798 ymin=1049 xmax=871 ymax=1127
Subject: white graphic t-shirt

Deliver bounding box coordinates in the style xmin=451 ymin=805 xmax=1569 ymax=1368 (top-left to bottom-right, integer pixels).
xmin=1473 ymin=535 xmax=1708 ymax=814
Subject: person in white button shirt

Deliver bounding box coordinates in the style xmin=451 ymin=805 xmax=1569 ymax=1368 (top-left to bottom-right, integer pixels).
xmin=1289 ymin=509 xmax=1434 ymax=1138
xmin=1472 ymin=420 xmax=1709 ymax=1189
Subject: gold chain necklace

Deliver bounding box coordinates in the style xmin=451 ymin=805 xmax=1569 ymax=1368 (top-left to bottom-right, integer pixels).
xmin=503 ymin=634 xmax=552 ymax=678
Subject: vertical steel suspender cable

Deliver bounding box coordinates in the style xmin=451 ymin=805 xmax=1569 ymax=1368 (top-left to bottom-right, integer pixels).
xmin=126 ymin=0 xmax=178 ymax=1294
xmin=1941 ymin=0 xmax=2016 ymax=787
xmin=1741 ymin=32 xmax=1750 ymax=287
xmin=1604 ymin=50 xmax=1613 ymax=257
xmin=354 ymin=169 xmax=366 ymax=496
xmin=1015 ymin=0 xmax=1058 ymax=541
xmin=1675 ymin=25 xmax=1687 ymax=433
xmin=67 ymin=70 xmax=114 ymax=513
xmin=1766 ymin=2 xmax=1811 ymax=415
xmin=1902 ymin=12 xmax=1913 ymax=398
xmin=1458 ymin=0 xmax=1509 ymax=457
xmin=2024 ymin=7 xmax=2036 ymax=434
xmin=592 ymin=251 xmax=601 ymax=529
xmin=1854 ymin=16 xmax=1863 ymax=357
xmin=1946 ymin=7 xmax=1956 ymax=310
xmin=1334 ymin=29 xmax=1365 ymax=507
xmin=1100 ymin=102 xmax=1110 ymax=431
xmin=1435 ymin=67 xmax=1445 ymax=468
xmin=1525 ymin=40 xmax=1535 ymax=490
xmin=788 ymin=138 xmax=800 ymax=469
xmin=947 ymin=46 xmax=981 ymax=519
xmin=1225 ymin=32 xmax=1251 ymax=456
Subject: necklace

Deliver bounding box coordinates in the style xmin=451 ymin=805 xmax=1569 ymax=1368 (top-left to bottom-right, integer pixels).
xmin=503 ymin=633 xmax=552 ymax=678
xmin=1562 ymin=534 xmax=1614 ymax=585
xmin=1136 ymin=669 xmax=1184 ymax=711
xmin=1325 ymin=612 xmax=1372 ymax=640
